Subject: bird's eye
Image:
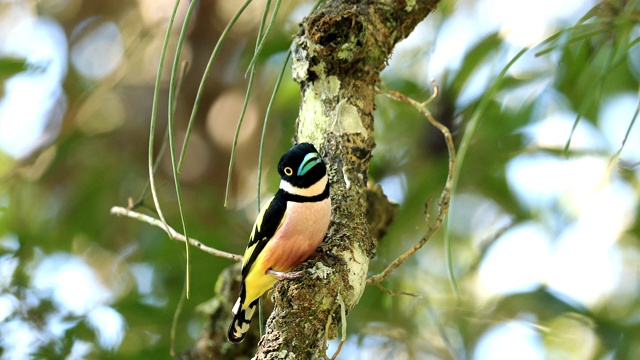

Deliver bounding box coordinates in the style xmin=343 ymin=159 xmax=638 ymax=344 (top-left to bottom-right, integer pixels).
xmin=284 ymin=167 xmax=293 ymax=176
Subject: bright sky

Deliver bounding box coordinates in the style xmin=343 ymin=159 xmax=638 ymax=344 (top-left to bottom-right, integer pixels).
xmin=0 ymin=13 xmax=67 ymax=159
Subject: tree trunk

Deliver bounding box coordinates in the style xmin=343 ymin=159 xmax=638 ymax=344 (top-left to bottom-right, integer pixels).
xmin=255 ymin=1 xmax=439 ymax=358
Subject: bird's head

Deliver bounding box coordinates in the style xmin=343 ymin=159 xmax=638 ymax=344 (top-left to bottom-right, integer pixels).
xmin=277 ymin=143 xmax=327 ymax=189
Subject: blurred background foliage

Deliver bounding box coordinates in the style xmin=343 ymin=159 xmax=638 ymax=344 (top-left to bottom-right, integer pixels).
xmin=0 ymin=0 xmax=639 ymax=359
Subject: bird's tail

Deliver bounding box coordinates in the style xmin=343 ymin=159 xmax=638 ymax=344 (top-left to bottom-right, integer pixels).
xmin=227 ymin=295 xmax=259 ymax=343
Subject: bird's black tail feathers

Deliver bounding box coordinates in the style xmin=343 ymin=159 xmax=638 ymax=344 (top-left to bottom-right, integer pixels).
xmin=227 ymin=295 xmax=259 ymax=343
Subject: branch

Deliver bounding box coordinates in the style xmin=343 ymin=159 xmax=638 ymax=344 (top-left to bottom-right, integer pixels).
xmin=367 ymin=84 xmax=456 ymax=285
xmin=110 ymin=206 xmax=242 ymax=262
xmin=372 ymin=282 xmax=421 ymax=297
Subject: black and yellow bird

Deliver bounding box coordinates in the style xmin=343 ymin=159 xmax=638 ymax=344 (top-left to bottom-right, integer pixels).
xmin=227 ymin=142 xmax=331 ymax=343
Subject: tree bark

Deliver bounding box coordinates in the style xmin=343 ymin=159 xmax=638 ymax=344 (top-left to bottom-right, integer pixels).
xmin=254 ymin=1 xmax=439 ymax=358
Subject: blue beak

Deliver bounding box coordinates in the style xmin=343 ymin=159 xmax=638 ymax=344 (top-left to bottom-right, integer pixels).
xmin=298 ymin=152 xmax=321 ymax=176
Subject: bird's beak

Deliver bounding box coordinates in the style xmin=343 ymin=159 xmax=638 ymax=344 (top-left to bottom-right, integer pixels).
xmin=298 ymin=152 xmax=321 ymax=176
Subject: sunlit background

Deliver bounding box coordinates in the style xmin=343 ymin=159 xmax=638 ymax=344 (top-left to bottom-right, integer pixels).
xmin=1 ymin=0 xmax=639 ymax=359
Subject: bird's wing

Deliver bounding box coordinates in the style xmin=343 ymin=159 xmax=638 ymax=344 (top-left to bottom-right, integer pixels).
xmin=241 ymin=194 xmax=287 ymax=278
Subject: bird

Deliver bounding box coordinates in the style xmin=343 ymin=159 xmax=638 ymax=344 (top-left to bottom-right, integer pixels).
xmin=227 ymin=142 xmax=332 ymax=343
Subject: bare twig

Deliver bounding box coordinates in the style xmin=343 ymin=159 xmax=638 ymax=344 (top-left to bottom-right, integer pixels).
xmin=372 ymin=282 xmax=420 ymax=297
xmin=367 ymin=83 xmax=456 ymax=285
xmin=322 ymin=294 xmax=347 ymax=360
xmin=334 ymin=294 xmax=347 ymax=360
xmin=329 ymin=340 xmax=344 ymax=360
xmin=321 ymin=308 xmax=334 ymax=360
xmin=110 ymin=206 xmax=242 ymax=262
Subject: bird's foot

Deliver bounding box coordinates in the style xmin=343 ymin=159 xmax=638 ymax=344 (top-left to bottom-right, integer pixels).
xmin=268 ymin=269 xmax=304 ymax=280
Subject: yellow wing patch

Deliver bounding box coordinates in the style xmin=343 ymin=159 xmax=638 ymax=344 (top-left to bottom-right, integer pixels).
xmin=242 ymin=197 xmax=282 ymax=269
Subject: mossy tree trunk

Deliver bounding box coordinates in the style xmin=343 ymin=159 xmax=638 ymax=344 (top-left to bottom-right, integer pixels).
xmin=254 ymin=1 xmax=440 ymax=358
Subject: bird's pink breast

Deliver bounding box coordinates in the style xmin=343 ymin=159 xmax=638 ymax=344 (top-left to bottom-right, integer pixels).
xmin=262 ymin=198 xmax=331 ymax=272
